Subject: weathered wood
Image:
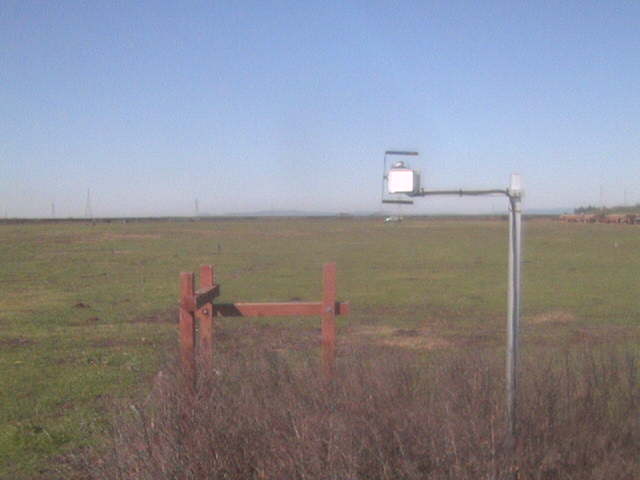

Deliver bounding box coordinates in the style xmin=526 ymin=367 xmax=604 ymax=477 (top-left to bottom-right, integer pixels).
xmin=178 ymin=262 xmax=348 ymax=384
xmin=198 ymin=265 xmax=215 ymax=368
xmin=180 ymin=284 xmax=220 ymax=311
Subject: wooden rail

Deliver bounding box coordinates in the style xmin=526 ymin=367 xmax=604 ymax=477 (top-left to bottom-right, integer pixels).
xmin=179 ymin=262 xmax=348 ymax=385
xmin=214 ymin=301 xmax=350 ymax=317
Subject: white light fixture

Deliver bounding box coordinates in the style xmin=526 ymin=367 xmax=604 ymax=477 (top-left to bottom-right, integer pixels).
xmin=381 ymin=150 xmax=420 ymax=204
xmin=508 ymin=173 xmax=522 ymax=198
xmin=387 ymin=163 xmax=421 ymax=194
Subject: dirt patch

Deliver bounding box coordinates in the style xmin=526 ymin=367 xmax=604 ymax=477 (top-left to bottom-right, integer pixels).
xmin=344 ymin=325 xmax=451 ymax=351
xmin=527 ymin=310 xmax=576 ymax=325
xmin=0 ymin=336 xmax=36 ymax=348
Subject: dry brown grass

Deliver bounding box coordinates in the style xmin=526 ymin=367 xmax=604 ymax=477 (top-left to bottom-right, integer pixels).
xmin=85 ymin=338 xmax=639 ymax=480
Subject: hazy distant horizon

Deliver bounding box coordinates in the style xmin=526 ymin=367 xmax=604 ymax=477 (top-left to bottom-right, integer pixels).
xmin=0 ymin=206 xmax=584 ymax=221
xmin=3 ymin=2 xmax=639 ymax=218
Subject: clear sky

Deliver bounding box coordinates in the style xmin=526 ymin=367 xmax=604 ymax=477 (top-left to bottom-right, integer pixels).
xmin=2 ymin=1 xmax=639 ymax=217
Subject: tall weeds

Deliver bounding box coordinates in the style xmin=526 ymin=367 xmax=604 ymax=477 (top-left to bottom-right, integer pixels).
xmin=91 ymin=343 xmax=639 ymax=479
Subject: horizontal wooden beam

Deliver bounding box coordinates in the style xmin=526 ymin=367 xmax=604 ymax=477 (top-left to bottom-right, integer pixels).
xmin=214 ymin=301 xmax=350 ymax=318
xmin=180 ymin=284 xmax=220 ymax=311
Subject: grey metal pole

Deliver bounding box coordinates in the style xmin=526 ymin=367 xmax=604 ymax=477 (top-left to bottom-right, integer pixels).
xmin=506 ymin=174 xmax=523 ymax=447
xmin=381 ymin=166 xmax=526 ymax=451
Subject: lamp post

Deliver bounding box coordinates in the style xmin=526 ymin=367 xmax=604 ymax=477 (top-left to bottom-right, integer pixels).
xmin=506 ymin=174 xmax=523 ymax=446
xmin=383 ymin=153 xmax=523 ymax=446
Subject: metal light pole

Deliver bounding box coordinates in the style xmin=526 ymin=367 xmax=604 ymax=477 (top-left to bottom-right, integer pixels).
xmin=383 ymin=156 xmax=524 ymax=445
xmin=506 ymin=174 xmax=523 ymax=447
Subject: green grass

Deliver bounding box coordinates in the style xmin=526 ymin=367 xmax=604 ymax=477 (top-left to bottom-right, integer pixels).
xmin=0 ymin=217 xmax=639 ymax=478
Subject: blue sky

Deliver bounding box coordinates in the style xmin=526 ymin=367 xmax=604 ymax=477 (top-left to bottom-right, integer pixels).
xmin=2 ymin=1 xmax=639 ymax=217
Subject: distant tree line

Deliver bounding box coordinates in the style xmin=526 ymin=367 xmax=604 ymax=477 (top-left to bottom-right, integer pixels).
xmin=575 ymin=203 xmax=640 ymax=214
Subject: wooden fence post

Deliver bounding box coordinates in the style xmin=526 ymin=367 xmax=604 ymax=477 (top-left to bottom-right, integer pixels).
xmin=322 ymin=262 xmax=337 ymax=381
xmin=197 ymin=265 xmax=215 ymax=370
xmin=179 ymin=262 xmax=346 ymax=386
xmin=179 ymin=272 xmax=196 ymax=387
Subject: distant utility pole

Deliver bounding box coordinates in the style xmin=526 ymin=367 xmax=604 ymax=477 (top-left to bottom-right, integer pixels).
xmin=624 ymin=189 xmax=628 ymax=206
xmin=51 ymin=202 xmax=56 ymax=218
xmin=85 ymin=189 xmax=93 ymax=220
xmin=194 ymin=198 xmax=200 ymax=218
xmin=599 ymin=185 xmax=604 ymax=210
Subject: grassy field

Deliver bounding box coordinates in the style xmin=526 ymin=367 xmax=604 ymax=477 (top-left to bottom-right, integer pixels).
xmin=1 ymin=217 xmax=639 ymax=478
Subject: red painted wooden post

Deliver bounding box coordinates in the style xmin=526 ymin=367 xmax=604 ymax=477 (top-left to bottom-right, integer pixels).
xmin=179 ymin=272 xmax=196 ymax=386
xmin=322 ymin=262 xmax=337 ymax=381
xmin=197 ymin=265 xmax=215 ymax=369
xmin=179 ymin=262 xmax=346 ymax=386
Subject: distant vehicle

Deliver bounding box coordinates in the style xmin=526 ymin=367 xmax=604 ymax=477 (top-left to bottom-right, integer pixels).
xmin=384 ymin=216 xmax=403 ymax=223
